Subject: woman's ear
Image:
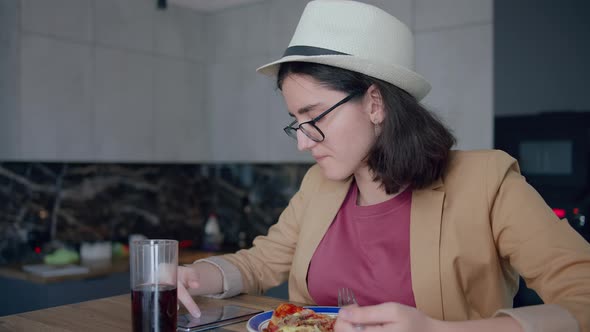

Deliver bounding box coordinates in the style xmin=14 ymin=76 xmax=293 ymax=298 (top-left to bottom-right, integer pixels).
xmin=365 ymin=84 xmax=385 ymax=125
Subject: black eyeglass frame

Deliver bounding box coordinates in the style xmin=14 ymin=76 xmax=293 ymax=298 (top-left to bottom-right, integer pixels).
xmin=283 ymin=92 xmax=362 ymax=142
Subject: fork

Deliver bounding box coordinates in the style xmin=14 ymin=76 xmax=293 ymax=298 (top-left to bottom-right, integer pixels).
xmin=338 ymin=288 xmax=364 ymax=331
xmin=338 ymin=287 xmax=358 ymax=306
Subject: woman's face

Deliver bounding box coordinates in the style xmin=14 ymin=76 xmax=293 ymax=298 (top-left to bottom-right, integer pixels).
xmin=281 ymin=74 xmax=379 ymax=181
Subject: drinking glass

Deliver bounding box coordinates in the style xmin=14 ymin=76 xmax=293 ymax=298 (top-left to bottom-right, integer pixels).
xmin=130 ymin=239 xmax=178 ymax=332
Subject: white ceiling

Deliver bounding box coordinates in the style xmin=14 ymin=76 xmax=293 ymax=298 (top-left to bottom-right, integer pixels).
xmin=168 ymin=0 xmax=266 ymax=12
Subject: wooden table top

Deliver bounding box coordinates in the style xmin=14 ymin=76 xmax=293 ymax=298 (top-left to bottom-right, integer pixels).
xmin=0 ymin=293 xmax=293 ymax=332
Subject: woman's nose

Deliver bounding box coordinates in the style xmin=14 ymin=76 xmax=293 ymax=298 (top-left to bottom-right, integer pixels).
xmin=297 ymin=130 xmax=317 ymax=151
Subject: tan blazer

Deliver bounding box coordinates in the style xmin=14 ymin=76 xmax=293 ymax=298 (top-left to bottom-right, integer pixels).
xmin=222 ymin=150 xmax=590 ymax=332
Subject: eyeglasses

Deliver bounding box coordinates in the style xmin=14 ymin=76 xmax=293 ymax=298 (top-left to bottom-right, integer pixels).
xmin=283 ymin=92 xmax=361 ymax=142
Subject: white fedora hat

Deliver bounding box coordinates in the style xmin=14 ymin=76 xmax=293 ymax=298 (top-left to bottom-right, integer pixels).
xmin=257 ymin=0 xmax=431 ymax=101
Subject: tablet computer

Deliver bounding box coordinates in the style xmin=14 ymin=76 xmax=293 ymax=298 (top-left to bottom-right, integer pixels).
xmin=177 ymin=304 xmax=263 ymax=331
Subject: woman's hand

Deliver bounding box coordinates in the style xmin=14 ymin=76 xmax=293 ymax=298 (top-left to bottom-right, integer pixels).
xmin=177 ymin=265 xmax=202 ymax=318
xmin=335 ymin=303 xmax=441 ymax=332
xmin=176 ymin=261 xmax=225 ymax=318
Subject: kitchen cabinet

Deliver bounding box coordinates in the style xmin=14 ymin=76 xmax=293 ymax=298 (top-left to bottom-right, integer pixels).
xmin=0 ymin=272 xmax=130 ymax=316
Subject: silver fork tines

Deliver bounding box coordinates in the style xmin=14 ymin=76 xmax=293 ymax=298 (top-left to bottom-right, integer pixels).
xmin=338 ymin=287 xmax=358 ymax=306
xmin=337 ymin=288 xmax=364 ymax=331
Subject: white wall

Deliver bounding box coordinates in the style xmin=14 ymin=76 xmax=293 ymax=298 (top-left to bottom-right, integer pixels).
xmin=0 ymin=0 xmax=21 ymax=159
xmin=1 ymin=0 xmax=209 ymax=162
xmin=205 ymin=0 xmax=314 ymax=162
xmin=414 ymin=0 xmax=493 ymax=150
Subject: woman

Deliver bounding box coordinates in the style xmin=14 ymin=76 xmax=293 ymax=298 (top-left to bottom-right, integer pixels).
xmin=178 ymin=1 xmax=590 ymax=331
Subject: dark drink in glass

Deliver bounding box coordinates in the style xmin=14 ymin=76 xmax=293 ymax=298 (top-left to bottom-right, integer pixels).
xmin=130 ymin=240 xmax=178 ymax=332
xmin=131 ymin=284 xmax=177 ymax=332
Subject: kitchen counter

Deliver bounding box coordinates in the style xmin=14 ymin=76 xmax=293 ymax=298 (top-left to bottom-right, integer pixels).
xmin=0 ymin=250 xmax=220 ymax=284
xmin=0 ymin=250 xmax=226 ymax=316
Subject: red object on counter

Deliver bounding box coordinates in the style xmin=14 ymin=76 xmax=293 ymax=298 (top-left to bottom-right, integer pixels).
xmin=179 ymin=240 xmax=193 ymax=249
xmin=553 ymin=208 xmax=566 ymax=219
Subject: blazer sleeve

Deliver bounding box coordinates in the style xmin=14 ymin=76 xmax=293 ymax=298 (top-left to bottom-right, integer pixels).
xmin=217 ymin=165 xmax=320 ymax=295
xmin=487 ymin=150 xmax=590 ymax=332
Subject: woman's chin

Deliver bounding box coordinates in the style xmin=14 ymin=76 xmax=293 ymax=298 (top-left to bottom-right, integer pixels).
xmin=318 ymin=164 xmax=352 ymax=181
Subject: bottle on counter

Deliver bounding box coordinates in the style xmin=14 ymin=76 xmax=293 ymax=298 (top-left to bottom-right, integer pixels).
xmin=238 ymin=231 xmax=247 ymax=249
xmin=202 ymin=213 xmax=223 ymax=251
xmin=572 ymin=208 xmax=588 ymax=241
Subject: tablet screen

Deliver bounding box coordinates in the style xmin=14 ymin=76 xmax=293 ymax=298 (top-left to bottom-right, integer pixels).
xmin=177 ymin=304 xmax=263 ymax=331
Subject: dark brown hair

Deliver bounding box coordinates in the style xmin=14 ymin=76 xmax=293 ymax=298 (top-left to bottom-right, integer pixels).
xmin=277 ymin=62 xmax=456 ymax=194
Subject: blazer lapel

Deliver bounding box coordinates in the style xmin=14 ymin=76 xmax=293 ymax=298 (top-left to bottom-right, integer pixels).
xmin=410 ymin=179 xmax=445 ymax=320
xmin=296 ymin=176 xmax=353 ymax=303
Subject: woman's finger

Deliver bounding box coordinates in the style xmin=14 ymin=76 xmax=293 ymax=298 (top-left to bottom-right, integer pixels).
xmin=335 ymin=318 xmax=394 ymax=332
xmin=339 ymin=303 xmax=406 ymax=324
xmin=177 ymin=283 xmax=201 ymax=318
xmin=334 ymin=317 xmax=360 ymax=332
xmin=188 ymin=280 xmax=200 ymax=289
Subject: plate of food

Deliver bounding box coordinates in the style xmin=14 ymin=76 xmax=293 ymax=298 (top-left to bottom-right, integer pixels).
xmin=247 ymin=303 xmax=339 ymax=332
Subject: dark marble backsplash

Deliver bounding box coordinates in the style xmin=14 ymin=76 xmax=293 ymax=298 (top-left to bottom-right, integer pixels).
xmin=0 ymin=162 xmax=311 ymax=264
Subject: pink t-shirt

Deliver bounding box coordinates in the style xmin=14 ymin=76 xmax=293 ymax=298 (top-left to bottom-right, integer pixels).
xmin=307 ymin=181 xmax=416 ymax=307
